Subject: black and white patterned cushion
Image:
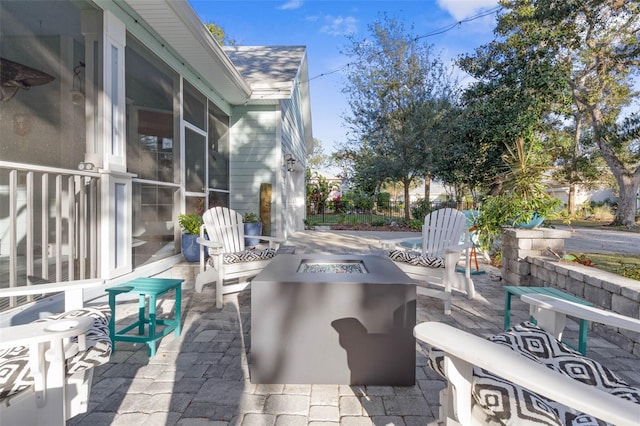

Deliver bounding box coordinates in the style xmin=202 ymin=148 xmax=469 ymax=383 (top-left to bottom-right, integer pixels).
xmin=426 ymin=321 xmax=640 ymax=425
xmin=489 ymin=322 xmax=640 ymax=424
xmin=0 ymin=305 xmax=111 ymax=401
xmin=218 ymin=248 xmax=276 ymax=265
xmin=388 ymin=250 xmax=445 ymax=268
xmin=472 ymin=367 xmax=564 ymax=425
xmin=0 ymin=346 xmax=30 ymax=400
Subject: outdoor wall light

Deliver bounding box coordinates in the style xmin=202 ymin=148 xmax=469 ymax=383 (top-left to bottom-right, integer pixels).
xmin=284 ymin=154 xmax=296 ymax=172
xmin=71 ymin=61 xmax=85 ymax=105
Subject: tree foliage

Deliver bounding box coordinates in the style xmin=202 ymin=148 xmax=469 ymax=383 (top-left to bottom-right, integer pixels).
xmin=307 ymin=138 xmax=329 ymax=170
xmin=205 ymin=22 xmax=235 ymax=46
xmin=469 ymin=0 xmax=640 ymax=226
xmin=341 ymin=15 xmax=458 ymax=219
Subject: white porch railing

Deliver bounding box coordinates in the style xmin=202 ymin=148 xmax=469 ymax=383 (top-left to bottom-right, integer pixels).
xmin=0 ymin=161 xmax=100 ymax=311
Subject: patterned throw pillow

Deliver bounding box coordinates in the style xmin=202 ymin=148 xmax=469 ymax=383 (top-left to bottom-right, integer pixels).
xmin=428 ymin=346 xmax=564 ymax=425
xmin=388 ymin=250 xmax=445 ymax=268
xmin=425 ymin=321 xmax=640 ymax=425
xmin=36 ymin=305 xmax=112 ymax=375
xmin=0 ymin=305 xmax=111 ymax=401
xmin=490 ymin=321 xmax=640 ymax=424
xmin=222 ymin=248 xmax=276 ymax=264
xmin=0 ymin=346 xmax=30 ymax=400
xmin=472 ymin=368 xmax=564 ymax=425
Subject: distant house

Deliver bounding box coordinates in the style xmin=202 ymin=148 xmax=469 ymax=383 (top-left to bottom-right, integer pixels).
xmin=0 ymin=0 xmax=312 ymax=291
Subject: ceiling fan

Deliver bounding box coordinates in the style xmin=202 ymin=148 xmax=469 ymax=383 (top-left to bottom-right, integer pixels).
xmin=1 ymin=57 xmax=55 ymax=103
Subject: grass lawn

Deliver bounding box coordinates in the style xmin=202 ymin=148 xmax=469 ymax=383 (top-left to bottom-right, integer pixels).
xmin=546 ymin=219 xmax=640 ymax=278
xmin=547 ymin=219 xmax=640 ymax=233
xmin=576 ymin=253 xmax=640 ymax=279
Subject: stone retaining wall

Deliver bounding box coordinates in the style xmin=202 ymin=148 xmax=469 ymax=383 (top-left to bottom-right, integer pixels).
xmin=501 ymin=228 xmax=640 ymax=356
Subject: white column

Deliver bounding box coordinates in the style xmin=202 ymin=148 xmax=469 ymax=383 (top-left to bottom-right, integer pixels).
xmin=97 ymin=11 xmax=133 ymax=279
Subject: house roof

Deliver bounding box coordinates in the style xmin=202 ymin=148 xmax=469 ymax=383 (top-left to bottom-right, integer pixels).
xmin=223 ymin=46 xmax=307 ymax=102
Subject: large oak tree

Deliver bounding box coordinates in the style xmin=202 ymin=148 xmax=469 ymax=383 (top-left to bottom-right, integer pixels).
xmin=462 ymin=0 xmax=640 ymax=226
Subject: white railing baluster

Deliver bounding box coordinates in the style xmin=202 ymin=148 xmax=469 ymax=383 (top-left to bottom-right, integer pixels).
xmin=1 ymin=162 xmax=100 ymax=311
xmin=9 ymin=171 xmax=17 ymax=307
xmin=79 ymin=177 xmax=86 ymax=279
xmin=42 ymin=173 xmax=49 ymax=280
xmin=68 ymin=176 xmax=75 ymax=281
xmin=55 ymin=175 xmax=62 ymax=282
xmin=26 ymin=172 xmax=34 ymax=302
xmin=89 ymin=179 xmax=97 ymax=277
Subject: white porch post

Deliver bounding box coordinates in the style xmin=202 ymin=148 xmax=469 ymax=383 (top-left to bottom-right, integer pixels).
xmin=98 ymin=11 xmax=132 ymax=278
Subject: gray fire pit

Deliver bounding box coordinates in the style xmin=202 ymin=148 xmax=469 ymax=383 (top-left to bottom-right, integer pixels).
xmin=251 ymin=254 xmax=416 ymax=385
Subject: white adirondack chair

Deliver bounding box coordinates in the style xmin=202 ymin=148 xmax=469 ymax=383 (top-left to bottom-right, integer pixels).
xmin=414 ymin=294 xmax=640 ymax=425
xmin=0 ymin=279 xmax=111 ymax=425
xmin=381 ymin=208 xmax=475 ymax=314
xmin=195 ymin=207 xmax=283 ymax=309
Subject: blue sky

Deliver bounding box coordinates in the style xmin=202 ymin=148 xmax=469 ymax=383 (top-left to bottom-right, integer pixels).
xmin=189 ymin=0 xmax=500 ymax=159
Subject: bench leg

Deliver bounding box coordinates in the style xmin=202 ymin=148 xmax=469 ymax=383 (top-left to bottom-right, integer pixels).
xmin=504 ymin=292 xmax=513 ymax=330
xmin=175 ymin=286 xmax=182 ymax=336
xmin=138 ymin=294 xmax=146 ymax=335
xmin=579 ymin=319 xmax=588 ymax=355
xmin=108 ymin=293 xmax=117 ymax=353
xmin=148 ymin=295 xmax=157 ymax=356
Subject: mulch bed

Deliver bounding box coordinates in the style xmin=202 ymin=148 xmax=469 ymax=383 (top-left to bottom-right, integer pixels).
xmin=328 ymin=224 xmax=418 ymax=232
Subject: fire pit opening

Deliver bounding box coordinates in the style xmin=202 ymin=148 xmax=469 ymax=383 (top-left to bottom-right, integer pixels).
xmin=297 ymin=259 xmax=368 ymax=274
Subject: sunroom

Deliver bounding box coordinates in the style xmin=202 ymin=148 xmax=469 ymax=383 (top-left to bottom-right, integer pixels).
xmin=0 ymin=0 xmax=311 ymax=312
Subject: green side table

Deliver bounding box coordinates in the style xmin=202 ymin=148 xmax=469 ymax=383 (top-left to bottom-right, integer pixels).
xmin=106 ymin=277 xmax=184 ymax=356
xmin=503 ymin=286 xmax=592 ymax=355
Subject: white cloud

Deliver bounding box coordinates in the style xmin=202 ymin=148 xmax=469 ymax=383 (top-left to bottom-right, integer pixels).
xmin=320 ymin=15 xmax=358 ymax=36
xmin=278 ymin=0 xmax=303 ymax=10
xmin=437 ymin=0 xmax=499 ymax=21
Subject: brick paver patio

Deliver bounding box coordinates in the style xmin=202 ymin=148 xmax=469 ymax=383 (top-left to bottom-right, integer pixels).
xmin=70 ymin=231 xmax=640 ymax=425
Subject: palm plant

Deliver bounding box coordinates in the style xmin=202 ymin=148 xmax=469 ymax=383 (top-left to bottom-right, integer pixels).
xmin=477 ymin=137 xmax=561 ymax=252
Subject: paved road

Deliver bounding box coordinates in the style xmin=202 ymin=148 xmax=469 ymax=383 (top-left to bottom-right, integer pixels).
xmin=556 ymin=225 xmax=640 ymax=255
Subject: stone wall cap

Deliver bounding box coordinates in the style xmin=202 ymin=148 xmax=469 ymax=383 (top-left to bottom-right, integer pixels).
xmin=503 ymin=228 xmax=571 ymax=239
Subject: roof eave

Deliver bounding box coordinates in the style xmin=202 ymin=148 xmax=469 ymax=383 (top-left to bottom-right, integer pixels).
xmin=126 ymin=0 xmax=252 ymax=104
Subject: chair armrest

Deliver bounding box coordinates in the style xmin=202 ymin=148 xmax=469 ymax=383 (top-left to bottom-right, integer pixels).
xmin=444 ymin=241 xmax=472 ymax=254
xmin=521 ymin=293 xmax=640 ymax=335
xmin=0 ymin=279 xmax=104 ymax=312
xmin=0 ymin=316 xmax=94 ymax=411
xmin=379 ymin=236 xmax=421 ymax=250
xmin=0 ymin=316 xmax=94 ymax=349
xmin=414 ymin=322 xmax=638 ymax=425
xmin=258 ymin=235 xmax=285 ymax=249
xmin=196 ymin=236 xmax=223 ymax=249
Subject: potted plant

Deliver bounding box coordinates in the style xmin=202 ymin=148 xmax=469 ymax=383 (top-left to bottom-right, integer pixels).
xmin=178 ymin=213 xmax=203 ymax=262
xmin=243 ymin=212 xmax=262 ymax=247
xmin=476 ymin=137 xmax=561 ymax=254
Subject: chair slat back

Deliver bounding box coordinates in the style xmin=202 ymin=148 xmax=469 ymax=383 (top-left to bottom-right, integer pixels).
xmin=202 ymin=207 xmax=245 ymax=253
xmin=421 ymin=208 xmax=468 ymax=257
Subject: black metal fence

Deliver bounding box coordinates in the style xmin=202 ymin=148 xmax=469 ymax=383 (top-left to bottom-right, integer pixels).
xmin=306 ymin=199 xmax=463 ymax=225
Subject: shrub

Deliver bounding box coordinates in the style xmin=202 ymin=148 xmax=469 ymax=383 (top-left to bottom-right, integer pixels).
xmin=371 ymin=218 xmax=386 ymax=227
xmin=343 ymin=190 xmax=374 ymax=212
xmin=618 ymin=262 xmax=640 ymax=280
xmin=407 ymin=218 xmax=423 ymax=230
xmin=303 ymin=218 xmax=319 ymax=229
xmin=592 ymin=205 xmax=614 ymax=221
xmin=377 ymin=192 xmax=391 ymax=209
xmin=411 ymin=198 xmax=431 ymax=220
xmin=347 ymin=215 xmax=360 ymax=226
